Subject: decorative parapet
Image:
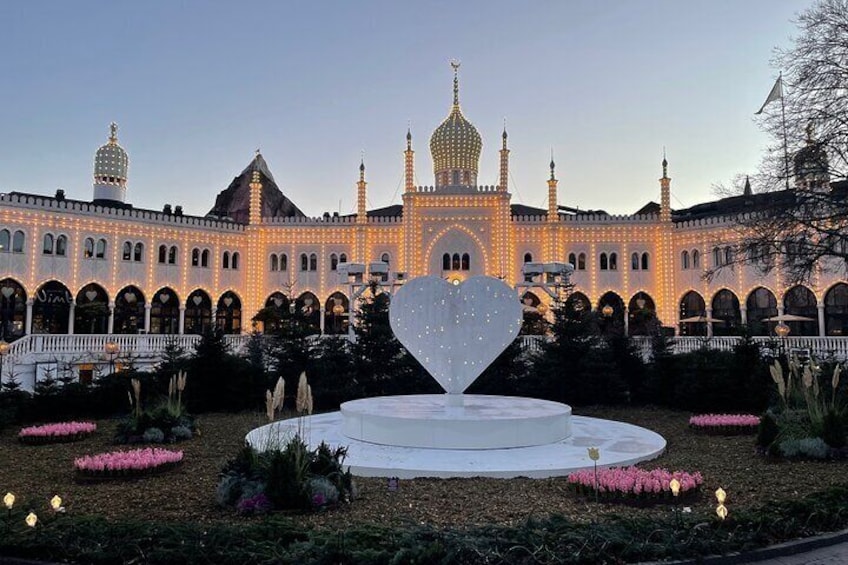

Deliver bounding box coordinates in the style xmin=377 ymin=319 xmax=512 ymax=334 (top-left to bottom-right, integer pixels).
xmin=265 ymin=215 xmax=402 ymax=225
xmin=511 ymin=212 xmax=661 ymax=224
xmin=414 ymin=185 xmax=501 ymax=194
xmin=0 ymin=193 xmax=245 ymax=232
xmin=673 ymin=215 xmax=739 ymax=230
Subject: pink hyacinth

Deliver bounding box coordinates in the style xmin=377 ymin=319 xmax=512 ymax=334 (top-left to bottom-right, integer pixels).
xmin=689 ymin=414 xmax=760 ymax=428
xmin=19 ymin=421 xmax=97 ymax=438
xmin=567 ymin=466 xmax=703 ymax=498
xmin=74 ymin=448 xmax=183 ymax=473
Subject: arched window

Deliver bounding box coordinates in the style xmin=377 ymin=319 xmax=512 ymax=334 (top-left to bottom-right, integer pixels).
xmin=222 ymin=251 xmax=230 ymax=269
xmin=524 ymin=252 xmax=533 ymax=263
xmin=339 ymin=253 xmax=347 ymax=263
xmin=191 ymin=248 xmax=200 ymax=267
xmin=452 ymin=253 xmax=460 ymax=270
xmin=461 ymin=253 xmax=470 ymax=270
xmin=300 ymin=253 xmax=308 ymax=271
xmin=201 ymin=249 xmax=209 ymax=267
xmin=641 ymin=252 xmax=649 ymax=270
xmin=0 ymin=230 xmax=10 ymax=252
xmin=158 ymin=245 xmax=167 ymax=264
xmin=568 ymin=253 xmax=576 ymax=267
xmin=270 ymin=254 xmax=279 ymax=272
xmin=168 ymin=245 xmax=177 ymax=264
xmin=330 ymin=253 xmax=339 ymax=271
xmin=280 ymin=253 xmax=287 ymax=271
xmin=381 ymin=252 xmax=390 ymax=266
xmin=577 ymin=253 xmax=586 ymax=270
xmin=600 ymin=253 xmax=608 ymax=271
xmin=231 ymin=252 xmax=239 ymax=270
xmin=443 ymin=253 xmax=451 ymax=270
xmin=122 ymin=241 xmax=132 ymax=260
xmin=96 ymin=238 xmax=106 ymax=259
xmin=631 ymin=252 xmax=639 ymax=270
xmin=12 ymin=231 xmax=24 ymax=253
xmin=56 ymin=235 xmax=67 ymax=257
xmin=682 ymin=250 xmax=690 ymax=269
xmin=42 ymin=233 xmax=54 ymax=255
xmin=133 ymin=242 xmax=143 ymax=262
xmin=692 ymin=249 xmax=700 ymax=268
xmin=609 ymin=252 xmax=617 ymax=270
xmin=309 ymin=253 xmax=318 ymax=271
xmin=713 ymin=247 xmax=722 ymax=267
xmin=724 ymin=246 xmax=733 ymax=265
xmin=84 ymin=238 xmax=95 ymax=258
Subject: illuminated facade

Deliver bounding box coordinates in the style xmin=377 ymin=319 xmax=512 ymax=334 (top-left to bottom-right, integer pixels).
xmin=1 ymin=66 xmax=847 ymax=343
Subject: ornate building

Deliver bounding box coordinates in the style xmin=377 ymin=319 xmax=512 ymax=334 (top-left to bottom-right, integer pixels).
xmin=1 ymin=65 xmax=847 ymax=348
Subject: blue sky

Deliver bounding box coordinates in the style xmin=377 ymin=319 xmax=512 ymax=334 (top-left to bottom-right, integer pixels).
xmin=0 ymin=1 xmax=804 ymax=217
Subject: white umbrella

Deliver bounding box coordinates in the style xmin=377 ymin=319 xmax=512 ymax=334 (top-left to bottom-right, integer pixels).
xmin=762 ymin=314 xmax=816 ymax=322
xmin=679 ymin=315 xmax=724 ymax=323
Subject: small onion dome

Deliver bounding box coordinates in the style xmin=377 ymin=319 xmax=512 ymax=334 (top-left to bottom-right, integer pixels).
xmin=94 ymin=122 xmax=128 ymax=184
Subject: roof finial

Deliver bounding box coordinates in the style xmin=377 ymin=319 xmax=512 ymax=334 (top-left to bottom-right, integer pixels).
xmin=406 ymin=122 xmax=412 ymax=149
xmin=743 ymin=175 xmax=752 ymax=196
xmin=502 ymin=118 xmax=508 ymax=147
xmin=450 ymin=59 xmax=461 ymax=106
xmin=255 ymin=147 xmax=261 ymax=157
xmin=549 ymin=148 xmax=556 ymax=180
xmin=109 ymin=122 xmax=118 ymax=143
xmin=662 ymin=147 xmax=668 ymax=178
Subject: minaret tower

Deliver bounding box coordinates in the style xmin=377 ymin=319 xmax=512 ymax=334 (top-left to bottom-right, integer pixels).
xmin=92 ymin=122 xmax=129 ymax=205
xmin=357 ymin=159 xmax=367 ymax=224
xmin=404 ymin=128 xmax=415 ymax=193
xmin=499 ymin=124 xmax=510 ymax=192
xmin=547 ymin=155 xmax=558 ymax=222
xmin=248 ymin=167 xmax=263 ymax=225
xmin=660 ymin=152 xmax=671 ymax=223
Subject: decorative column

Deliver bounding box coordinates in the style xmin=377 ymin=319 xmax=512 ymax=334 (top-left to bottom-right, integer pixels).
xmin=107 ymin=302 xmax=115 ymax=334
xmin=25 ymin=299 xmax=33 ymax=335
xmin=818 ymin=303 xmax=826 ymax=336
xmin=706 ymin=307 xmax=714 ymax=338
xmin=740 ymin=305 xmax=747 ymax=326
xmin=319 ymin=306 xmax=326 ymax=335
xmin=623 ymin=307 xmax=629 ymax=336
xmin=657 ymin=155 xmax=675 ymax=328
xmin=144 ymin=302 xmax=151 ymax=333
xmin=68 ymin=300 xmax=75 ymax=334
xmin=547 ymin=157 xmax=559 ymax=262
xmin=178 ymin=306 xmax=186 ymax=335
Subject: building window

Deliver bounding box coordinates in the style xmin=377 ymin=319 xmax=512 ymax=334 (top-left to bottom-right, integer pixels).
xmin=168 ymin=245 xmax=177 ymax=264
xmin=330 ymin=253 xmax=339 ymax=271
xmin=133 ymin=242 xmax=143 ymax=262
xmin=231 ymin=252 xmax=239 ymax=270
xmin=577 ymin=252 xmax=586 ymax=270
xmin=452 ymin=253 xmax=461 ymax=270
xmin=713 ymin=247 xmax=722 ymax=267
xmin=56 ymin=235 xmax=67 ymax=257
xmin=568 ymin=252 xmax=576 ymax=267
xmin=12 ymin=230 xmax=24 ymax=253
xmin=682 ymin=250 xmax=690 ymax=270
xmin=609 ymin=252 xmax=617 ymax=270
xmin=0 ymin=230 xmax=9 ymax=252
xmin=443 ymin=253 xmax=451 ymax=270
xmin=339 ymin=253 xmax=347 ymax=264
xmin=600 ymin=253 xmax=608 ymax=271
xmin=300 ymin=253 xmax=308 ymax=271
xmin=524 ymin=252 xmax=533 ymax=263
xmin=309 ymin=253 xmax=318 ymax=271
xmin=223 ymin=251 xmax=230 ymax=269
xmin=692 ymin=249 xmax=700 ymax=268
xmin=123 ymin=241 xmax=132 ymax=261
xmin=461 ymin=253 xmax=470 ymax=270
xmin=724 ymin=246 xmax=733 ymax=265
xmin=96 ymin=238 xmax=106 ymax=259
xmin=43 ymin=233 xmax=54 ymax=255
xmin=192 ymin=248 xmax=200 ymax=267
xmin=201 ymin=249 xmax=209 ymax=268
xmin=270 ymin=254 xmax=279 ymax=272
xmin=631 ymin=252 xmax=639 ymax=271
xmin=641 ymin=252 xmax=649 ymax=271
xmin=280 ymin=253 xmax=287 ymax=271
xmin=84 ymin=238 xmax=95 ymax=259
xmin=158 ymin=245 xmax=167 ymax=264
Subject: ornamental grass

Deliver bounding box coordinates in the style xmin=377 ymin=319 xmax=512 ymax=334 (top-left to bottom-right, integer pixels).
xmin=567 ymin=466 xmax=703 ymax=504
xmin=74 ymin=447 xmax=183 ymax=480
xmin=689 ymin=414 xmax=761 ymax=436
xmin=18 ymin=422 xmax=97 ymax=445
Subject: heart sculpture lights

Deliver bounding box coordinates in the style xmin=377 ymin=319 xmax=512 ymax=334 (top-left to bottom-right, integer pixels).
xmin=390 ymin=276 xmax=523 ymax=396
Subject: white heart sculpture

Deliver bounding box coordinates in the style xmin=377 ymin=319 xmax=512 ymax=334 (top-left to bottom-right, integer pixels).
xmin=273 ymin=297 xmax=284 ymax=308
xmin=1 ymin=286 xmax=14 ymax=299
xmin=223 ymin=297 xmax=233 ymax=307
xmin=159 ymin=294 xmax=170 ymax=304
xmin=192 ymin=295 xmax=202 ymax=306
xmin=390 ymin=276 xmax=523 ymax=395
xmin=85 ymin=290 xmax=98 ymax=302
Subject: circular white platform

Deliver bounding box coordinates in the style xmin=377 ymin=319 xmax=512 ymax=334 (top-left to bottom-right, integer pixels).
xmin=247 ymin=402 xmax=666 ymax=479
xmin=340 ymin=394 xmax=572 ymax=449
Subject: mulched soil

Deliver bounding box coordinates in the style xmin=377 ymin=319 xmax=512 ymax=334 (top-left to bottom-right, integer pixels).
xmin=0 ymin=406 xmax=844 ymax=530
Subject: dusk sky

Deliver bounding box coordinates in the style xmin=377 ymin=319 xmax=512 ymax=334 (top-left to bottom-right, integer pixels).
xmin=0 ymin=1 xmax=804 ymax=218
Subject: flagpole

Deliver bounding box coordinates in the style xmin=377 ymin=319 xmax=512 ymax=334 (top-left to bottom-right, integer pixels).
xmin=779 ymin=73 xmax=789 ymax=190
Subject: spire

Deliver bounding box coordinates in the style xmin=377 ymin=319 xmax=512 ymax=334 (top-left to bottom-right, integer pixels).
xmin=547 ymin=151 xmax=558 ymax=223
xmin=659 ymin=150 xmax=671 ymax=223
xmin=248 ymin=169 xmax=263 ymax=225
xmin=743 ymin=176 xmax=752 ymax=196
xmin=359 ymin=157 xmax=365 ymax=180
xmin=109 ymin=122 xmax=118 ymax=144
xmin=549 ymin=149 xmax=556 ymax=181
xmin=406 ymin=126 xmax=412 ymax=150
xmin=662 ymin=147 xmax=668 ymax=178
xmin=357 ymin=157 xmax=367 ymax=224
xmin=451 ymin=60 xmax=461 ymax=106
xmin=502 ymin=120 xmax=508 ymax=150
xmin=405 ymin=127 xmax=415 ymax=193
xmin=498 ymin=121 xmax=509 ymax=192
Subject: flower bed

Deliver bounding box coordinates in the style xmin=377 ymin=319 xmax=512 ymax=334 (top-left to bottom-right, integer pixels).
xmin=689 ymin=414 xmax=760 ymax=435
xmin=18 ymin=422 xmax=97 ymax=445
xmin=74 ymin=447 xmax=183 ymax=480
xmin=567 ymin=466 xmax=703 ymax=504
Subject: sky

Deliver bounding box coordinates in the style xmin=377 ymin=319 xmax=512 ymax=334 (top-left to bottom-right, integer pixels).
xmin=0 ymin=1 xmax=807 ymax=218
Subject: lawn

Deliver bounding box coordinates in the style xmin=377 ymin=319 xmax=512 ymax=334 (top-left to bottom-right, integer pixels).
xmin=1 ymin=405 xmax=843 ymax=533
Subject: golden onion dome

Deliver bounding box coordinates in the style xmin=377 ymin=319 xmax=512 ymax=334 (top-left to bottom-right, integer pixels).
xmin=429 ymin=63 xmax=482 ymax=178
xmin=94 ymin=122 xmax=128 ymax=183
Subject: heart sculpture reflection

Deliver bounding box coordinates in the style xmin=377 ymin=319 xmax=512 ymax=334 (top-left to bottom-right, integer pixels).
xmin=389 ymin=276 xmax=523 ymax=395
